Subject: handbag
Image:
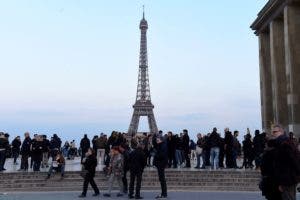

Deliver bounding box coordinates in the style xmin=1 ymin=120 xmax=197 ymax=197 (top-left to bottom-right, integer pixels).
xmin=196 ymin=146 xmax=203 ymax=155
xmin=80 ymin=166 xmax=88 ymax=178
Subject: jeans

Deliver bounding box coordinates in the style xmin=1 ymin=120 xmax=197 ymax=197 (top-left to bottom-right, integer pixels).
xmin=210 ymin=147 xmax=220 ymax=170
xmin=12 ymin=150 xmax=19 ymax=164
xmin=281 ymin=185 xmax=296 ymax=200
xmin=97 ymin=149 xmax=105 ymax=165
xmin=48 ymin=164 xmax=65 ymax=177
xmin=20 ymin=154 xmax=29 ymax=170
xmin=175 ymin=150 xmax=182 ymax=166
xmin=196 ymin=153 xmax=202 ymax=168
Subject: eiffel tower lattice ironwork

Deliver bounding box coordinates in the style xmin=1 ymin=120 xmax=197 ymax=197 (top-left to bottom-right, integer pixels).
xmin=128 ymin=9 xmax=158 ymax=136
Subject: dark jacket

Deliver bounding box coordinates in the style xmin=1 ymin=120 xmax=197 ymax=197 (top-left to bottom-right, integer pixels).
xmin=260 ymin=139 xmax=281 ymax=198
xmin=12 ymin=139 xmax=21 ymax=152
xmin=154 ymin=142 xmax=168 ymax=169
xmin=129 ymin=147 xmax=147 ymax=173
xmin=182 ymin=134 xmax=190 ymax=152
xmin=83 ymin=154 xmax=97 ymax=177
xmin=80 ymin=137 xmax=91 ymax=153
xmin=31 ymin=140 xmax=44 ymax=161
xmin=208 ymin=131 xmax=221 ymax=148
xmin=21 ymin=137 xmax=31 ymax=156
xmin=273 ymin=135 xmax=300 ymax=186
xmin=0 ymin=137 xmax=9 ymax=153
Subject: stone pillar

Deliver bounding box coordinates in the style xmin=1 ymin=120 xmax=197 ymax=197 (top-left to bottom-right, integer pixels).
xmin=284 ymin=4 xmax=300 ymax=137
xmin=269 ymin=19 xmax=289 ymax=131
xmin=259 ymin=32 xmax=274 ymax=133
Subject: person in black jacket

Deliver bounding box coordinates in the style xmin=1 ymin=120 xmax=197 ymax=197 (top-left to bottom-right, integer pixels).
xmin=182 ymin=129 xmax=190 ymax=168
xmin=80 ymin=134 xmax=91 ymax=162
xmin=271 ymin=125 xmax=300 ymax=200
xmin=154 ymin=136 xmax=168 ymax=199
xmin=260 ymin=139 xmax=282 ymax=200
xmin=242 ymin=133 xmax=254 ymax=169
xmin=79 ymin=147 xmax=100 ymax=198
xmin=31 ymin=135 xmax=44 ymax=171
xmin=128 ymin=143 xmax=147 ymax=199
xmin=167 ymin=131 xmax=176 ymax=168
xmin=121 ymin=143 xmax=131 ymax=194
xmin=0 ymin=132 xmax=9 ymax=171
xmin=19 ymin=132 xmax=31 ymax=171
xmin=208 ymin=128 xmax=221 ymax=170
xmin=224 ymin=129 xmax=234 ymax=168
xmin=12 ymin=136 xmax=21 ymax=165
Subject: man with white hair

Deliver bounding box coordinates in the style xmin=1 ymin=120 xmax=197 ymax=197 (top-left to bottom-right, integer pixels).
xmin=271 ymin=125 xmax=300 ymax=200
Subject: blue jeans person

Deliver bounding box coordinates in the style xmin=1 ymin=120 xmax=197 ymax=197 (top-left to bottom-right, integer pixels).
xmin=175 ymin=150 xmax=182 ymax=167
xmin=47 ymin=164 xmax=65 ymax=178
xmin=210 ymin=147 xmax=220 ymax=170
xmin=196 ymin=153 xmax=202 ymax=168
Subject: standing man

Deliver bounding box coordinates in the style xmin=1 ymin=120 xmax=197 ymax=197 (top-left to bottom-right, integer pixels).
xmin=182 ymin=129 xmax=190 ymax=168
xmin=208 ymin=128 xmax=221 ymax=170
xmin=0 ymin=132 xmax=9 ymax=171
xmin=19 ymin=132 xmax=31 ymax=171
xmin=80 ymin=134 xmax=90 ymax=162
xmin=271 ymin=125 xmax=300 ymax=200
xmin=154 ymin=136 xmax=168 ymax=199
xmin=128 ymin=143 xmax=146 ymax=199
xmin=11 ymin=136 xmax=22 ymax=165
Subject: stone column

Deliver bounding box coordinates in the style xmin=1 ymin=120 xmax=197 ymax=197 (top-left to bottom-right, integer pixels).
xmin=284 ymin=4 xmax=300 ymax=137
xmin=269 ymin=19 xmax=289 ymax=131
xmin=259 ymin=32 xmax=274 ymax=133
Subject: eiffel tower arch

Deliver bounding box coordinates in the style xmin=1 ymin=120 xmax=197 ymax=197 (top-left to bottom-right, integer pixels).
xmin=128 ymin=9 xmax=158 ymax=136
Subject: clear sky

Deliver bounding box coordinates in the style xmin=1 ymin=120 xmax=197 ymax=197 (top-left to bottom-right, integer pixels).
xmin=0 ymin=0 xmax=267 ymax=143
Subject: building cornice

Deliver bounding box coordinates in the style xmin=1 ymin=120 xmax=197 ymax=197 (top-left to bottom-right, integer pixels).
xmin=250 ymin=0 xmax=287 ymax=35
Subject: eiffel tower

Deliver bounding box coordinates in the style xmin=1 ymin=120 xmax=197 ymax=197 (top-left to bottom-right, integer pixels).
xmin=128 ymin=9 xmax=158 ymax=136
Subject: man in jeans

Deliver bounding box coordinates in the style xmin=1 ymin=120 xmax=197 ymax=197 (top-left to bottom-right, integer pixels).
xmin=208 ymin=128 xmax=221 ymax=170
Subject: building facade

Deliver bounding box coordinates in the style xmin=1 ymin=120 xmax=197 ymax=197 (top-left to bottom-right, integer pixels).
xmin=251 ymin=0 xmax=300 ymax=136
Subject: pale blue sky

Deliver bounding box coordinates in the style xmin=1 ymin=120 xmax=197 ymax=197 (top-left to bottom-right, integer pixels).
xmin=0 ymin=0 xmax=266 ymax=142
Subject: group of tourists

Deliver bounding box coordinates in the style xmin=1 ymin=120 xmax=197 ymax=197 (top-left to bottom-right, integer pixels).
xmin=1 ymin=126 xmax=300 ymax=199
xmin=78 ymin=131 xmax=168 ymax=199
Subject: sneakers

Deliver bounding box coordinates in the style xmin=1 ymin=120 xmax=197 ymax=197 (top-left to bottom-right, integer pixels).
xmin=103 ymin=193 xmax=111 ymax=197
xmin=78 ymin=194 xmax=86 ymax=198
xmin=128 ymin=195 xmax=134 ymax=199
xmin=155 ymin=194 xmax=167 ymax=199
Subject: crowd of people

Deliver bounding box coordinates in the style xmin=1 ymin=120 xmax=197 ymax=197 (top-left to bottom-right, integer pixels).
xmin=0 ymin=126 xmax=300 ymax=199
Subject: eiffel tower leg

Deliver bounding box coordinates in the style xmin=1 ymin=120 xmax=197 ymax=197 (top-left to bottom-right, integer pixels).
xmin=147 ymin=111 xmax=158 ymax=135
xmin=128 ymin=110 xmax=140 ymax=136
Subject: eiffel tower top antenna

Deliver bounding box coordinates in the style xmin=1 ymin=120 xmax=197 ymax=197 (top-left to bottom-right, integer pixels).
xmin=143 ymin=5 xmax=145 ymax=19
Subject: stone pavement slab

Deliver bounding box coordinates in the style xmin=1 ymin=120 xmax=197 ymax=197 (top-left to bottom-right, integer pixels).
xmin=0 ymin=191 xmax=271 ymax=200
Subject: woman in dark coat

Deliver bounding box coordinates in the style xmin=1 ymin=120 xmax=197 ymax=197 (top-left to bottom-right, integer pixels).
xmin=79 ymin=148 xmax=100 ymax=198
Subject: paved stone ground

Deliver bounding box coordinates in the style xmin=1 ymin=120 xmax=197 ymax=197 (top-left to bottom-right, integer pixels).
xmin=0 ymin=191 xmax=281 ymax=200
xmin=2 ymin=157 xmax=252 ymax=173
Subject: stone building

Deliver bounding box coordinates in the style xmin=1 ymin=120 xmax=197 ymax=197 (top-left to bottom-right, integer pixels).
xmin=251 ymin=0 xmax=300 ymax=136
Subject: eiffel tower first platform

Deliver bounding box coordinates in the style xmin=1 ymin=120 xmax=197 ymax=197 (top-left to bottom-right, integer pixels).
xmin=128 ymin=9 xmax=158 ymax=136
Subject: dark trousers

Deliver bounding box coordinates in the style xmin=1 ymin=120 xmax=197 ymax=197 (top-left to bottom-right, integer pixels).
xmin=157 ymin=167 xmax=167 ymax=196
xmin=12 ymin=150 xmax=19 ymax=164
xmin=184 ymin=150 xmax=190 ymax=167
xmin=122 ymin=169 xmax=129 ymax=193
xmin=21 ymin=154 xmax=29 ymax=170
xmin=33 ymin=160 xmax=41 ymax=171
xmin=0 ymin=150 xmax=6 ymax=170
xmin=129 ymin=170 xmax=143 ymax=197
xmin=82 ymin=174 xmax=99 ymax=196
